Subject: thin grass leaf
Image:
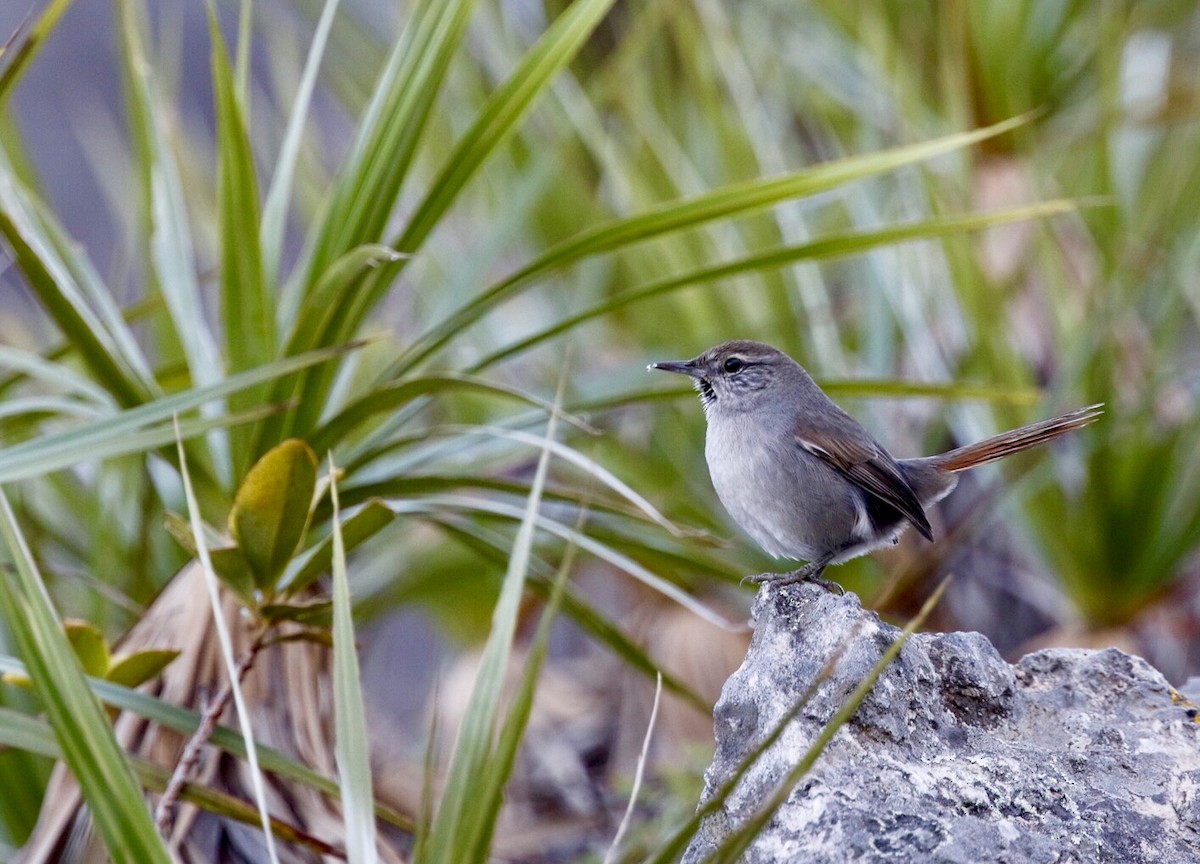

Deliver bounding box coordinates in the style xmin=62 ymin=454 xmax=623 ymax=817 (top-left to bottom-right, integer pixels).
xmin=311 ymin=373 xmax=597 ymax=454
xmin=0 ymin=490 xmax=171 ymax=863
xmin=283 ymin=499 xmax=395 ymax=593
xmin=0 ymin=707 xmax=344 ymax=858
xmin=0 ymin=166 xmax=152 ymax=408
xmin=702 ymin=578 xmax=952 ymax=864
xmin=0 ymin=346 xmax=355 ymax=483
xmin=389 ymin=114 xmax=1033 ymax=375
xmin=289 ymin=0 xmax=613 ymax=437
xmin=462 ymin=511 xmax=578 ymax=861
xmin=264 ymin=0 xmax=342 ymax=291
xmin=174 ymin=418 xmax=279 ymax=863
xmin=0 ymin=0 xmax=74 ymax=105
xmin=604 ymin=672 xmax=661 ymax=864
xmin=0 ymin=345 xmax=114 ymax=406
xmin=424 ymin=379 xmax=562 ymax=864
xmin=384 ymin=494 xmax=743 ymax=632
xmin=429 ymin=514 xmax=709 ymax=713
xmin=328 ymin=456 xmax=378 ymax=863
xmin=208 ymin=7 xmax=274 ymax=476
xmin=257 ymin=244 xmax=402 ymax=459
xmin=331 ymin=0 xmax=617 ymax=360
xmin=0 ymin=653 xmax=416 ymax=832
xmin=117 ymin=0 xmax=225 ymax=446
xmin=474 ymin=200 xmax=1079 ymax=370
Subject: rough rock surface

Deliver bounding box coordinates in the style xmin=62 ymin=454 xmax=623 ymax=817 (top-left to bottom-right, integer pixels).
xmin=683 ymin=583 xmax=1200 ymax=864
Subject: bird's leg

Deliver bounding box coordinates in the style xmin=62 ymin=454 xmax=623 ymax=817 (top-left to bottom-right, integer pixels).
xmin=744 ymin=560 xmax=844 ymax=595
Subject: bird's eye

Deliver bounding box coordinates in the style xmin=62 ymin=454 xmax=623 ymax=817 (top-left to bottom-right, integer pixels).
xmin=723 ymin=357 xmax=745 ymax=374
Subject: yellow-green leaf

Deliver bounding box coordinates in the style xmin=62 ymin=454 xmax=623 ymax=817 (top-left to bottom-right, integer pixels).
xmin=229 ymin=439 xmax=318 ymax=591
xmin=107 ymin=649 xmax=180 ymax=689
xmin=64 ymin=619 xmax=110 ymax=678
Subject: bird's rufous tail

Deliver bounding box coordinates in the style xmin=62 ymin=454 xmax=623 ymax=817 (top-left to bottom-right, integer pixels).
xmin=929 ymin=404 xmax=1103 ymax=473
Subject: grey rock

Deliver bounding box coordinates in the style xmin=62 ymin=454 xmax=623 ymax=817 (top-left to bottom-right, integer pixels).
xmin=684 ymin=583 xmax=1200 ymax=864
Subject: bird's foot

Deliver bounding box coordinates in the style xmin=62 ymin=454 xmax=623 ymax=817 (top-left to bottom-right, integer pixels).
xmin=743 ymin=563 xmax=843 ymax=595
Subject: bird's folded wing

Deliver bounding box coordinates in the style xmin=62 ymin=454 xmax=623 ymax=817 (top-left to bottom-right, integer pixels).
xmin=796 ymin=431 xmax=934 ymax=541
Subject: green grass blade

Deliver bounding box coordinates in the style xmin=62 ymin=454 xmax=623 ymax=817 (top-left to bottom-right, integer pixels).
xmin=174 ymin=419 xmax=280 ymax=862
xmin=328 ymin=457 xmax=379 ymax=863
xmin=302 ymin=0 xmax=479 ymax=282
xmin=398 ymin=0 xmax=615 ymax=253
xmin=0 ymin=489 xmax=171 ymax=863
xmin=0 ymin=706 xmax=348 ymax=857
xmin=474 ymin=200 xmax=1078 ymax=370
xmin=384 ymin=494 xmax=741 ymax=632
xmin=463 ymin=521 xmax=577 ymax=862
xmin=0 ymin=167 xmax=153 ymax=407
xmin=310 ymin=373 xmax=595 ymax=454
xmin=0 ymin=346 xmax=355 ymax=483
xmin=117 ymin=0 xmax=224 ymax=412
xmin=424 ymin=383 xmax=562 ymax=864
xmin=391 ymin=114 xmax=1033 ymax=373
xmin=0 ymin=653 xmax=416 ymax=832
xmin=427 ymin=515 xmax=710 ymax=712
xmin=263 ymin=0 xmax=342 ymax=290
xmin=0 ymin=0 xmax=75 ymax=105
xmin=209 ymin=7 xmax=274 ymax=476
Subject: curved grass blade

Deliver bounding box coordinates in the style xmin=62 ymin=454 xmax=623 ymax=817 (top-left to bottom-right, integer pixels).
xmin=424 ymin=379 xmax=561 ymax=864
xmin=0 ymin=168 xmax=153 ymax=408
xmin=264 ymin=0 xmax=342 ymax=290
xmin=384 ymin=494 xmax=743 ymax=632
xmin=0 ymin=490 xmax=171 ymax=863
xmin=0 ymin=346 xmax=357 ymax=483
xmin=473 ymin=200 xmax=1079 ymax=371
xmin=430 ymin=514 xmax=709 ymax=714
xmin=0 ymin=707 xmax=344 ymax=857
xmin=174 ymin=418 xmax=279 ymax=862
xmin=0 ymin=653 xmax=416 ymax=833
xmin=327 ymin=457 xmax=378 ymax=863
xmin=462 ymin=516 xmax=577 ymax=862
xmin=310 ymin=373 xmax=597 ymax=454
xmin=288 ymin=0 xmax=614 ymax=436
xmin=208 ymin=7 xmax=273 ymax=475
xmin=0 ymin=0 xmax=74 ymax=105
xmin=389 ymin=115 xmax=1033 ymax=375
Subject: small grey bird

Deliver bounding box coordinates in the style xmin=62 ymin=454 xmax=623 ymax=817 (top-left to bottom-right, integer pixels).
xmin=651 ymin=340 xmax=1101 ymax=588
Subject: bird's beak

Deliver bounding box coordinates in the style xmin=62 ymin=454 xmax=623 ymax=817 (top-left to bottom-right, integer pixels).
xmin=649 ymin=359 xmax=703 ymax=378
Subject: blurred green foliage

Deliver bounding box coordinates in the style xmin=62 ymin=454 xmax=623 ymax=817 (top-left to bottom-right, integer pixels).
xmin=0 ymin=0 xmax=1197 ymax=858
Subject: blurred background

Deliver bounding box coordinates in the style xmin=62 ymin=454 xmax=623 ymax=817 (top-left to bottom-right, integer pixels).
xmin=2 ymin=0 xmax=1200 ymax=860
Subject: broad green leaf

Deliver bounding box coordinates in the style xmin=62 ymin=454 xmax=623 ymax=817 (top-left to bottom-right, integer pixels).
xmin=0 ymin=489 xmax=171 ymax=863
xmin=106 ymin=650 xmax=181 ymax=689
xmin=328 ymin=459 xmax=378 ymax=863
xmin=230 ymin=439 xmax=319 ymax=591
xmin=64 ymin=619 xmax=110 ymax=679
